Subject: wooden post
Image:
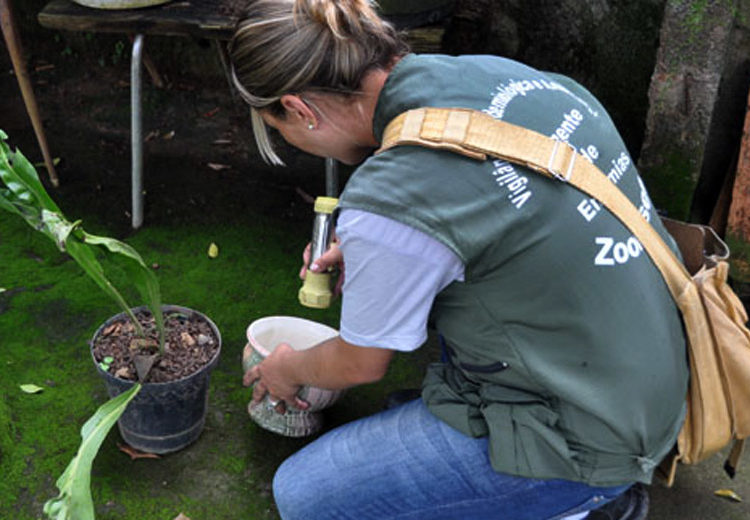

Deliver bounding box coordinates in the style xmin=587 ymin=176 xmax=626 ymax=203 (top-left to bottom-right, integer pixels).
xmin=725 ymin=86 xmax=750 ymax=283
xmin=0 ymin=0 xmax=59 ymax=186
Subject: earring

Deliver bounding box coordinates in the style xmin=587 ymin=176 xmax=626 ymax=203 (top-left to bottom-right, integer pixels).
xmin=307 ymin=122 xmax=315 ymax=130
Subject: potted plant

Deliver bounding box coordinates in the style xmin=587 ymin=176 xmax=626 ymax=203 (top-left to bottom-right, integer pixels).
xmin=0 ymin=130 xmax=221 ymax=519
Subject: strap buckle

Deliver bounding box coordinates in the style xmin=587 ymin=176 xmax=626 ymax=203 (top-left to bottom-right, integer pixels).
xmin=548 ymin=139 xmax=577 ymax=182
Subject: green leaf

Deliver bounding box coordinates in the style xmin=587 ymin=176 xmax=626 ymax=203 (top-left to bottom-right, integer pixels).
xmin=19 ymin=384 xmax=44 ymax=394
xmin=41 ymin=210 xmax=81 ymax=251
xmin=61 ymin=238 xmax=144 ymax=337
xmin=82 ymin=232 xmax=164 ymax=351
xmin=43 ymin=385 xmax=141 ymax=520
xmin=0 ymin=132 xmax=65 ymax=242
xmin=0 ymin=130 xmax=164 ymax=350
xmin=0 ymin=132 xmax=60 ymax=212
xmin=81 ymin=232 xmax=148 ymax=263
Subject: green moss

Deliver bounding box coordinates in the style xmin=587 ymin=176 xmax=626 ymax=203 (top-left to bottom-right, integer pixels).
xmin=0 ymin=200 xmax=394 ymax=519
xmin=685 ymin=0 xmax=710 ymax=28
xmin=0 ymin=395 xmax=16 ymax=486
xmin=640 ymin=151 xmax=695 ymax=220
xmin=682 ymin=0 xmax=735 ymax=41
xmin=725 ymin=231 xmax=750 ymax=283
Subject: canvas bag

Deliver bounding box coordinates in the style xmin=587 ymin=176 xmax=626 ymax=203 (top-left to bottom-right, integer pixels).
xmin=377 ymin=107 xmax=750 ymax=486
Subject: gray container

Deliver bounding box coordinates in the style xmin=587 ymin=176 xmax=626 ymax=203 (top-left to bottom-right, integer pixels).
xmin=91 ymin=304 xmax=221 ymax=454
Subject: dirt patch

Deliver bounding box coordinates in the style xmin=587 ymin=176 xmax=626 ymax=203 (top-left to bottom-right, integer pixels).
xmin=32 ymin=297 xmax=93 ymax=344
xmin=0 ymin=24 xmax=338 ymax=240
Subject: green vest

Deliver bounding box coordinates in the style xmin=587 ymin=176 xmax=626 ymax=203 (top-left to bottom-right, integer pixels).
xmin=338 ymin=54 xmax=688 ymax=486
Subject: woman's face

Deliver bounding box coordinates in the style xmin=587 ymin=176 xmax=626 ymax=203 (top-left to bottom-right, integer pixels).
xmin=260 ymin=95 xmax=376 ymax=165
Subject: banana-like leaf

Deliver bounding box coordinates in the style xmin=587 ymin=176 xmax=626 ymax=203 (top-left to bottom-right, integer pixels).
xmin=41 ymin=209 xmax=80 ymax=250
xmin=63 ymin=236 xmax=145 ymax=337
xmin=43 ymin=385 xmax=141 ymax=520
xmin=83 ymin=232 xmax=164 ymax=350
xmin=0 ymin=130 xmax=164 ymax=348
xmin=0 ymin=131 xmax=60 ymax=212
xmin=0 ymin=132 xmax=60 ymax=235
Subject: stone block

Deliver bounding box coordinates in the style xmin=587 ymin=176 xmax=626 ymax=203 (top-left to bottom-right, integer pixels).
xmin=639 ymin=0 xmax=750 ymax=222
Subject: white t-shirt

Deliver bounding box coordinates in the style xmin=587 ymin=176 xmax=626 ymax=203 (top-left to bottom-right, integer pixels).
xmin=336 ymin=209 xmax=465 ymax=352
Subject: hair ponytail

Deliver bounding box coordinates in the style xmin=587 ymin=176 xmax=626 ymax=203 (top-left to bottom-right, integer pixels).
xmin=229 ymin=0 xmax=408 ymax=164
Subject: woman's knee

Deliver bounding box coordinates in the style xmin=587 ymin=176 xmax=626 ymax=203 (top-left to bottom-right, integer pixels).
xmin=272 ymin=456 xmax=303 ymax=519
xmin=272 ymin=450 xmax=330 ymax=520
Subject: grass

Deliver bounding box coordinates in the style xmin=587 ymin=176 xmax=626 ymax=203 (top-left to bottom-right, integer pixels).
xmin=0 ymin=200 xmax=434 ymax=519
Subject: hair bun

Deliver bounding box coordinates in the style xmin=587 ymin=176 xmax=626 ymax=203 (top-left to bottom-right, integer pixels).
xmin=296 ymin=0 xmax=383 ymax=39
xmin=230 ymin=0 xmax=407 ymax=164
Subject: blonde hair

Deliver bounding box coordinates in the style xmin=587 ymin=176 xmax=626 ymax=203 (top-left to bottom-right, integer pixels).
xmin=229 ymin=0 xmax=408 ymax=164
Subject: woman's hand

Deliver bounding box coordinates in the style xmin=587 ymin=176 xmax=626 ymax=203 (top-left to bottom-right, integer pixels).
xmin=299 ymin=238 xmax=345 ymax=296
xmin=243 ymin=343 xmax=310 ymax=412
xmin=242 ymin=336 xmax=395 ymax=413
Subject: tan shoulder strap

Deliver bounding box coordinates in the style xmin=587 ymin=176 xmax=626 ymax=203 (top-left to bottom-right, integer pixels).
xmin=377 ymin=107 xmax=693 ymax=299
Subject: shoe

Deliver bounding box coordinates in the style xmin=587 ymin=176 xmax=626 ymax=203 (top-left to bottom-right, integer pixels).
xmin=586 ymin=483 xmax=649 ymax=519
xmin=383 ymin=388 xmax=421 ymax=410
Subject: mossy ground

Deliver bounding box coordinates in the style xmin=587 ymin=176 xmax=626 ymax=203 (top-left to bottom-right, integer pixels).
xmin=0 ymin=186 xmax=435 ymax=519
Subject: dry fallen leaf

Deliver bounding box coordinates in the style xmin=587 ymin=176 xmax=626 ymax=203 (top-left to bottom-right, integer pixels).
xmin=295 ymin=186 xmax=315 ymax=204
xmin=144 ymin=130 xmax=160 ymax=142
xmin=714 ymin=488 xmax=742 ymax=502
xmin=20 ymin=384 xmax=44 ymax=394
xmin=207 ymin=163 xmax=231 ymax=171
xmin=129 ymin=337 xmax=158 ymax=351
xmin=102 ymin=322 xmax=123 ymax=337
xmin=180 ymin=331 xmax=196 ymax=347
xmin=114 ymin=367 xmax=131 ymax=379
xmin=118 ymin=442 xmax=161 ymax=460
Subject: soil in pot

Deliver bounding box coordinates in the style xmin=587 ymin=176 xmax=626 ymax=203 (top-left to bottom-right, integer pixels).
xmin=92 ymin=308 xmax=220 ymax=383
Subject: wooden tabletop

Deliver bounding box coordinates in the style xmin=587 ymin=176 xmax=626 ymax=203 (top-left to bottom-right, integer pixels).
xmin=37 ymin=0 xmax=241 ymax=40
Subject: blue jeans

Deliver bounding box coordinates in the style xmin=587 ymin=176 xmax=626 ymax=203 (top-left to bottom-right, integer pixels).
xmin=273 ymin=399 xmax=631 ymax=519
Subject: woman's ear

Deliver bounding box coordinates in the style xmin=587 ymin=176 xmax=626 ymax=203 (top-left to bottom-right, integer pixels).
xmin=279 ymin=94 xmax=316 ymax=127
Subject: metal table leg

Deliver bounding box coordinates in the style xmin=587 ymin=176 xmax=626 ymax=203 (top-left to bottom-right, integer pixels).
xmin=131 ymin=34 xmax=144 ymax=229
xmin=132 ymin=33 xmax=334 ymax=225
xmin=325 ymin=158 xmax=339 ymax=197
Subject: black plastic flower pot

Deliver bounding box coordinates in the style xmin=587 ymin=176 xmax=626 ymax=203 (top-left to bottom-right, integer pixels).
xmin=90 ymin=304 xmax=221 ymax=454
